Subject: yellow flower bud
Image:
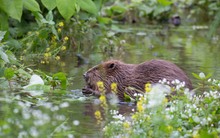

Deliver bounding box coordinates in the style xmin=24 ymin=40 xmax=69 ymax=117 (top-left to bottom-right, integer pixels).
xmin=97 ymin=81 xmax=104 ymax=92
xmin=58 ymin=22 xmax=64 ymax=27
xmin=145 ymin=83 xmax=152 ymax=92
xmin=64 ymin=36 xmax=69 ymax=41
xmin=61 ymin=46 xmax=66 ymax=51
xmin=46 ymin=48 xmax=50 ymax=52
xmin=111 ymin=83 xmax=117 ymax=93
xmin=58 ymin=28 xmax=61 ymax=33
xmin=123 ymin=122 xmax=130 ymax=128
xmin=55 ymin=56 xmax=60 ymax=60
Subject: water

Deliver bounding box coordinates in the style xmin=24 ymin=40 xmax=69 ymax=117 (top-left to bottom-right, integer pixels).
xmin=1 ymin=24 xmax=220 ymax=137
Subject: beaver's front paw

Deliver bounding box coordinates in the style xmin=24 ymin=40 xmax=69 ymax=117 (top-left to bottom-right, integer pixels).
xmin=82 ymin=87 xmax=100 ymax=97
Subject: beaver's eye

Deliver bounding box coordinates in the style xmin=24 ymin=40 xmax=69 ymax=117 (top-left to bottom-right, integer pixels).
xmin=108 ymin=63 xmax=115 ymax=69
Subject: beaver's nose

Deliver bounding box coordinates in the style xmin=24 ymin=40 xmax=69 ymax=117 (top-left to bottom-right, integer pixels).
xmin=83 ymin=73 xmax=88 ymax=80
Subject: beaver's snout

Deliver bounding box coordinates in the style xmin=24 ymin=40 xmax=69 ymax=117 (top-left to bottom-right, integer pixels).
xmin=83 ymin=72 xmax=89 ymax=81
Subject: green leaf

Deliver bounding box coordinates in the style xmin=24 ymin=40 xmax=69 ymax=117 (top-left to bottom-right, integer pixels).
xmin=192 ymin=73 xmax=201 ymax=80
xmin=53 ymin=72 xmax=67 ymax=89
xmin=0 ymin=0 xmax=23 ymax=21
xmin=0 ymin=31 xmax=6 ymax=42
xmin=33 ymin=12 xmax=45 ymax=25
xmin=124 ymin=93 xmax=132 ymax=102
xmin=0 ymin=48 xmax=9 ymax=63
xmin=76 ymin=0 xmax=98 ymax=15
xmin=46 ymin=10 xmax=54 ymax=21
xmin=97 ymin=17 xmax=112 ymax=24
xmin=157 ymin=0 xmax=172 ymax=6
xmin=0 ymin=12 xmax=9 ymax=31
xmin=6 ymin=50 xmax=17 ymax=64
xmin=41 ymin=0 xmax=57 ymax=10
xmin=56 ymin=0 xmax=76 ymax=20
xmin=110 ymin=5 xmax=126 ymax=14
xmin=4 ymin=68 xmax=14 ymax=80
xmin=24 ymin=84 xmax=50 ymax=91
xmin=23 ymin=0 xmax=41 ymax=12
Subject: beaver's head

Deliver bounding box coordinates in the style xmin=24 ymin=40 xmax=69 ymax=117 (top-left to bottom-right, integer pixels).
xmin=83 ymin=60 xmax=128 ymax=93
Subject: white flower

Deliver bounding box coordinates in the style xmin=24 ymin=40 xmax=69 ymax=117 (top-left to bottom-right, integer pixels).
xmin=199 ymin=72 xmax=205 ymax=79
xmin=73 ymin=120 xmax=80 ymax=126
xmin=146 ymin=84 xmax=170 ymax=108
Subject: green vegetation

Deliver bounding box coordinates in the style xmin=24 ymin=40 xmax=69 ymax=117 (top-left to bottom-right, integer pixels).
xmin=0 ymin=0 xmax=220 ymax=137
xmin=89 ymin=72 xmax=220 ymax=137
xmin=102 ymin=73 xmax=220 ymax=137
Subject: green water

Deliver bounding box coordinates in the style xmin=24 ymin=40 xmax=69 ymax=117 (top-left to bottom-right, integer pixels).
xmin=1 ymin=25 xmax=220 ymax=137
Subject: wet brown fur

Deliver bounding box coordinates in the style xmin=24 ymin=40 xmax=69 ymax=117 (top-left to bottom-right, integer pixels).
xmin=83 ymin=59 xmax=192 ymax=101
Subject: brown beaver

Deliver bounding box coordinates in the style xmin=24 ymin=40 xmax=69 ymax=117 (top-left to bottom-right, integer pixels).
xmin=82 ymin=59 xmax=192 ymax=101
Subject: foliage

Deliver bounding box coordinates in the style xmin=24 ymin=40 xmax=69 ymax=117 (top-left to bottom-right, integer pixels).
xmin=0 ymin=91 xmax=79 ymax=137
xmin=0 ymin=29 xmax=68 ymax=92
xmin=0 ymin=0 xmax=98 ymax=28
xmin=102 ymin=73 xmax=220 ymax=137
xmin=208 ymin=9 xmax=220 ymax=37
xmin=100 ymin=0 xmax=173 ymax=23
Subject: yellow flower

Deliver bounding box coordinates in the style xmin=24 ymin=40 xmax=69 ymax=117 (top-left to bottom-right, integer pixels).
xmin=64 ymin=36 xmax=69 ymax=41
xmin=167 ymin=125 xmax=173 ymax=132
xmin=58 ymin=28 xmax=61 ymax=33
xmin=177 ymin=127 xmax=182 ymax=132
xmin=61 ymin=46 xmax=66 ymax=51
xmin=44 ymin=53 xmax=49 ymax=58
xmin=19 ymin=56 xmax=23 ymax=60
xmin=193 ymin=133 xmax=200 ymax=138
xmin=97 ymin=81 xmax=105 ymax=92
xmin=41 ymin=60 xmax=45 ymax=64
xmin=99 ymin=95 xmax=107 ymax=108
xmin=137 ymin=97 xmax=144 ymax=112
xmin=52 ymin=35 xmax=57 ymax=41
xmin=55 ymin=56 xmax=60 ymax=60
xmin=123 ymin=122 xmax=130 ymax=128
xmin=58 ymin=22 xmax=64 ymax=27
xmin=94 ymin=110 xmax=102 ymax=119
xmin=99 ymin=95 xmax=106 ymax=103
xmin=46 ymin=48 xmax=50 ymax=52
xmin=145 ymin=83 xmax=151 ymax=92
xmin=111 ymin=83 xmax=117 ymax=93
xmin=94 ymin=110 xmax=103 ymax=124
xmin=132 ymin=114 xmax=137 ymax=120
xmin=163 ymin=98 xmax=168 ymax=104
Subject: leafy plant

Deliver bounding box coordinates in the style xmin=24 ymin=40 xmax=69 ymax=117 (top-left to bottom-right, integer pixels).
xmin=103 ymin=77 xmax=220 ymax=137
xmin=0 ymin=0 xmax=98 ymax=30
xmin=101 ymin=0 xmax=173 ymax=23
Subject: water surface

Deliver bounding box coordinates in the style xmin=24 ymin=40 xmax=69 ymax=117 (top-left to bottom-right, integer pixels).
xmin=1 ymin=24 xmax=220 ymax=137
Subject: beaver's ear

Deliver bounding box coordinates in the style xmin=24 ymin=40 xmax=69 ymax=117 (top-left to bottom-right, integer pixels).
xmin=107 ymin=63 xmax=116 ymax=70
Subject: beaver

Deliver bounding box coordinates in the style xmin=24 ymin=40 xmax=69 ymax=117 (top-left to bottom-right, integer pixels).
xmin=82 ymin=59 xmax=192 ymax=101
